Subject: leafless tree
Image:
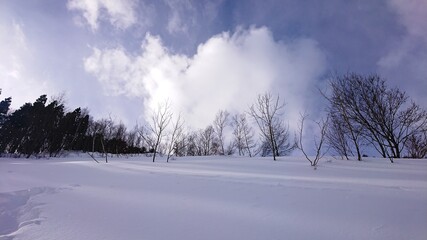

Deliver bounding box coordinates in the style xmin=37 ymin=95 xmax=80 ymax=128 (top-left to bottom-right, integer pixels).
xmin=326 ymin=113 xmax=351 ymax=159
xmin=185 ymin=131 xmax=199 ymax=156
xmin=138 ymin=125 xmax=155 ymax=153
xmin=232 ymin=113 xmax=257 ymax=157
xmin=323 ymin=75 xmax=365 ymax=160
xmin=111 ymin=122 xmax=126 ymax=155
xmin=327 ymin=73 xmax=427 ymax=162
xmin=87 ymin=118 xmax=109 ymax=163
xmin=114 ymin=123 xmax=126 ymax=140
xmin=198 ymin=125 xmax=217 ymax=156
xmin=173 ymin=130 xmax=188 ymax=157
xmin=297 ymin=113 xmax=329 ymax=168
xmin=166 ymin=114 xmax=185 ymax=162
xmin=126 ymin=125 xmax=141 ymax=155
xmin=249 ymin=92 xmax=293 ymax=160
xmin=395 ymin=103 xmax=427 ymax=158
xmin=103 ymin=118 xmax=116 ymax=141
xmin=86 ymin=118 xmax=100 ymax=163
xmin=405 ymin=131 xmax=427 ymax=158
xmin=147 ymin=101 xmax=172 ymax=162
xmin=232 ymin=114 xmax=245 ymax=156
xmin=213 ymin=110 xmax=230 ymax=155
xmin=326 ymin=111 xmax=364 ymax=160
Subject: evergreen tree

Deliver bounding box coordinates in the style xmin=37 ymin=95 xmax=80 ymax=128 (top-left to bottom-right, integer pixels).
xmin=0 ymin=90 xmax=12 ymax=126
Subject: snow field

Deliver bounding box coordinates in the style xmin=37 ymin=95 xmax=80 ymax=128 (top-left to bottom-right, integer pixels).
xmin=1 ymin=156 xmax=427 ymax=240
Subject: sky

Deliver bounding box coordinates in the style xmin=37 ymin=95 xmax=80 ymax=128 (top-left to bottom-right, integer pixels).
xmin=0 ymin=0 xmax=426 ymax=131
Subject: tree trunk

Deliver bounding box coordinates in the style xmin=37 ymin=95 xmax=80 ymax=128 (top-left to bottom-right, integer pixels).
xmin=100 ymin=137 xmax=107 ymax=163
xmin=355 ymin=143 xmax=361 ymax=161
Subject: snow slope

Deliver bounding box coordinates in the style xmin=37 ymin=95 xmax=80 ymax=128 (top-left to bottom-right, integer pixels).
xmin=1 ymin=155 xmax=427 ymax=240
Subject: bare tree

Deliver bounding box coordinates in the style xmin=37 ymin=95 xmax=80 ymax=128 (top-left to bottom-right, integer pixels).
xmin=297 ymin=113 xmax=329 ymax=168
xmin=198 ymin=125 xmax=217 ymax=156
xmin=405 ymin=131 xmax=427 ymax=158
xmin=326 ymin=113 xmax=351 ymax=159
xmin=173 ymin=130 xmax=188 ymax=157
xmin=86 ymin=118 xmax=100 ymax=163
xmin=138 ymin=125 xmax=155 ymax=153
xmin=326 ymin=110 xmax=364 ymax=160
xmin=323 ymin=76 xmax=365 ymax=161
xmin=213 ymin=110 xmax=230 ymax=155
xmin=148 ymin=101 xmax=172 ymax=162
xmin=101 ymin=119 xmax=114 ymax=162
xmin=114 ymin=123 xmax=126 ymax=141
xmin=232 ymin=113 xmax=257 ymax=157
xmin=86 ymin=118 xmax=109 ymax=163
xmin=232 ymin=114 xmax=245 ymax=156
xmin=327 ymin=73 xmax=427 ymax=162
xmin=185 ymin=131 xmax=199 ymax=156
xmin=125 ymin=125 xmax=141 ymax=155
xmin=166 ymin=114 xmax=185 ymax=162
xmin=249 ymin=92 xmax=293 ymax=160
xmin=104 ymin=118 xmax=116 ymax=142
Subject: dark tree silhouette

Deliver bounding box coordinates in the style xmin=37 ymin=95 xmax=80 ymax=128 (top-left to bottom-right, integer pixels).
xmin=326 ymin=73 xmax=427 ymax=162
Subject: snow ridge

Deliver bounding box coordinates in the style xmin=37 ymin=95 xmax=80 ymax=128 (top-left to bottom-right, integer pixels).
xmin=0 ymin=187 xmax=55 ymax=239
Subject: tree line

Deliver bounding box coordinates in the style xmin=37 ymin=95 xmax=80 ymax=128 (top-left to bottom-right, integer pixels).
xmin=0 ymin=91 xmax=292 ymax=161
xmin=1 ymin=73 xmax=426 ymax=163
xmin=0 ymin=93 xmax=146 ymax=158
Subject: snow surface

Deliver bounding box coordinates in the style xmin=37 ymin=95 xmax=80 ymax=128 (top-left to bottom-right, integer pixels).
xmin=1 ymin=155 xmax=427 ymax=240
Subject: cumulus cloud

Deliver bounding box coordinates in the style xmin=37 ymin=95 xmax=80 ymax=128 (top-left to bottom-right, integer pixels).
xmin=84 ymin=33 xmax=190 ymax=101
xmin=84 ymin=27 xmax=327 ymax=129
xmin=67 ymin=0 xmax=137 ymax=30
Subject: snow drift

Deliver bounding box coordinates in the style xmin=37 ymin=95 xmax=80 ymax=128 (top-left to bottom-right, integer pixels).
xmin=1 ymin=156 xmax=426 ymax=240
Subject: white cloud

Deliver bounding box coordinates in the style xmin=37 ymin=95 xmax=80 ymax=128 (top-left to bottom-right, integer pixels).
xmin=164 ymin=0 xmax=195 ymax=34
xmin=0 ymin=22 xmax=53 ymax=109
xmin=381 ymin=0 xmax=427 ymax=67
xmin=67 ymin=0 xmax=137 ymax=30
xmin=84 ymin=33 xmax=190 ymax=102
xmin=388 ymin=0 xmax=427 ymax=42
xmin=202 ymin=0 xmax=224 ymax=22
xmin=378 ymin=0 xmax=427 ymax=106
xmin=0 ymin=22 xmax=25 ymax=82
xmin=84 ymin=27 xmax=327 ymax=129
xmin=164 ymin=0 xmax=225 ymax=35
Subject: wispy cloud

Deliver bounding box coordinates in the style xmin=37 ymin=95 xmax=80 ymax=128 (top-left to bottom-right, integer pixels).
xmin=67 ymin=0 xmax=137 ymax=30
xmin=84 ymin=26 xmax=327 ymax=129
xmin=388 ymin=0 xmax=427 ymax=42
xmin=378 ymin=0 xmax=427 ymax=106
xmin=164 ymin=0 xmax=195 ymax=34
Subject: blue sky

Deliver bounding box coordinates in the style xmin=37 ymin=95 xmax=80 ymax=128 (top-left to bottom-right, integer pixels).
xmin=0 ymin=0 xmax=426 ymax=129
